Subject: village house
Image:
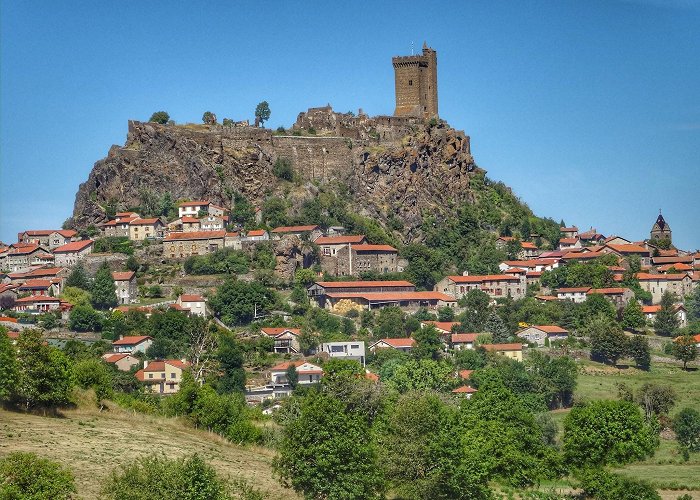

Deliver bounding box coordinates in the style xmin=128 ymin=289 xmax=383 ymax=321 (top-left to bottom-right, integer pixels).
xmin=100 ymin=217 xmax=137 ymax=238
xmin=207 ymin=203 xmax=228 ymax=218
xmin=271 ymin=225 xmax=323 ymax=241
xmin=315 ymin=234 xmax=367 ymax=266
xmin=452 ymin=385 xmax=478 ymax=398
xmin=261 ymin=327 xmax=301 ymax=354
xmin=558 ymin=238 xmax=581 ymax=251
xmin=587 ymin=287 xmax=635 ymax=308
xmin=319 ymin=341 xmax=366 ymax=366
xmin=324 ymin=291 xmax=456 ymax=312
xmin=178 ymin=216 xmax=201 ymax=232
xmin=102 ymin=353 xmax=140 ymax=371
xmin=499 ymin=258 xmax=561 ymax=273
xmin=0 ymin=284 xmax=19 ymax=305
xmin=556 ymin=287 xmax=591 ymax=303
xmin=128 ymin=218 xmax=166 ymax=241
xmin=637 ymin=273 xmax=694 ymax=304
xmin=223 ymin=232 xmax=242 ymax=250
xmin=600 ymin=244 xmax=651 ymax=266
xmin=18 ymin=229 xmax=77 ymax=249
xmin=199 ymin=215 xmax=227 ymax=232
xmin=642 ymin=304 xmax=688 ymax=327
xmin=516 ymin=325 xmax=569 ymax=347
xmin=482 ymin=343 xmax=525 ymax=361
xmin=451 ymin=333 xmax=478 ymax=350
xmin=136 ymin=359 xmax=190 ymax=395
xmin=308 ymin=280 xmax=415 ymax=308
xmin=578 ymin=228 xmax=606 ymax=245
xmin=369 ymin=337 xmax=416 ymax=353
xmin=560 ymin=226 xmax=579 ymax=238
xmin=269 ymin=360 xmax=323 ymax=397
xmin=17 ymin=278 xmax=62 ymax=297
xmin=420 ymin=321 xmax=460 ymax=336
xmin=652 ymin=255 xmax=695 ymax=267
xmin=12 ymin=295 xmax=62 ymax=314
xmin=243 ymin=229 xmax=270 ymax=242
xmin=163 ymin=230 xmax=227 ymax=258
xmin=436 ymin=274 xmax=525 ymax=301
xmin=176 ymin=294 xmax=207 ymax=317
xmin=1 ymin=244 xmax=52 ymax=272
xmin=112 ymin=271 xmax=137 ymax=305
xmin=324 ymin=243 xmax=400 ymax=276
xmin=112 ymin=335 xmax=153 ymax=354
xmin=178 ymin=200 xmax=210 ymax=219
xmin=53 ymin=240 xmax=94 ymax=267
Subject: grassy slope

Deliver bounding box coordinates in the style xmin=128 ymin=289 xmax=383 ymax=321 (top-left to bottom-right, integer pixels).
xmin=552 ymin=359 xmax=700 ymax=494
xmin=0 ymin=402 xmax=297 ymax=499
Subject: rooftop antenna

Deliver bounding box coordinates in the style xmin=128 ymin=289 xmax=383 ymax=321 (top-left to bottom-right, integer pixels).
xmin=411 ymin=41 xmax=414 ymax=55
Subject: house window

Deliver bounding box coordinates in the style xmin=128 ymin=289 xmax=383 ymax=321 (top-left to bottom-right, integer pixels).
xmin=161 ymin=373 xmax=165 ymax=378
xmin=408 ymin=80 xmax=413 ymax=86
xmin=148 ymin=373 xmax=153 ymax=379
xmin=308 ymin=375 xmax=313 ymax=382
xmin=170 ymin=373 xmax=176 ymax=379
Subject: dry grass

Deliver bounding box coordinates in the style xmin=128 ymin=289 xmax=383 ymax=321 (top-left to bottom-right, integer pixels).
xmin=0 ymin=403 xmax=297 ymax=499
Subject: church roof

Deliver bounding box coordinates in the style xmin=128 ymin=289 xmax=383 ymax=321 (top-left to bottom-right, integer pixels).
xmin=654 ymin=214 xmax=669 ymax=231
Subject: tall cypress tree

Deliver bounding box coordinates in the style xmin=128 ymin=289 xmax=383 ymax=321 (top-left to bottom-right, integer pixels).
xmin=91 ymin=262 xmax=118 ymax=310
xmin=654 ymin=292 xmax=679 ymax=337
xmin=484 ymin=310 xmax=510 ymax=344
xmin=65 ymin=262 xmax=91 ymax=290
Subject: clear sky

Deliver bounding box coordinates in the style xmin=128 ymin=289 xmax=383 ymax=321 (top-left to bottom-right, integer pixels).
xmin=1 ymin=1 xmax=698 ymax=249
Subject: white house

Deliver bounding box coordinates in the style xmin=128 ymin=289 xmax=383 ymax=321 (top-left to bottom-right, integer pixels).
xmin=261 ymin=327 xmax=301 ymax=354
xmin=269 ymin=360 xmax=323 ymax=398
xmin=178 ymin=200 xmax=210 ymax=219
xmin=320 ymin=341 xmax=366 ymax=366
xmin=642 ymin=304 xmax=687 ymax=328
xmin=112 ymin=335 xmax=153 ymax=354
xmin=176 ymin=294 xmax=207 ymax=317
xmin=451 ymin=333 xmax=478 ymax=350
xmin=556 ymin=287 xmax=591 ymax=304
xmin=369 ymin=337 xmax=415 ymax=353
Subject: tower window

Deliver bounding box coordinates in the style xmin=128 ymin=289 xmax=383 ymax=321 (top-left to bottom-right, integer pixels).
xmin=408 ymin=80 xmax=413 ymax=86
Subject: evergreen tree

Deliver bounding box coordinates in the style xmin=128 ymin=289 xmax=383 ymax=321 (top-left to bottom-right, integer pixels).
xmin=0 ymin=328 xmax=18 ymax=402
xmin=91 ymin=262 xmax=118 ymax=310
xmin=628 ymin=335 xmax=651 ymax=371
xmin=685 ymin=286 xmax=700 ymax=326
xmin=654 ymin=291 xmax=679 ymax=336
xmin=216 ymin=335 xmax=246 ymax=393
xmin=588 ymin=314 xmax=628 ymax=365
xmin=65 ymin=262 xmax=91 ymax=290
xmin=484 ymin=310 xmax=510 ymax=344
xmin=622 ymin=300 xmax=646 ymax=331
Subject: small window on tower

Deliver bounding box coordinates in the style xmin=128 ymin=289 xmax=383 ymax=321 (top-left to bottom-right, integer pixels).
xmin=408 ymin=80 xmax=413 ymax=86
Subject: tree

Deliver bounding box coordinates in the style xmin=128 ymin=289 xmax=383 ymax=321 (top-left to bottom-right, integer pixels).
xmin=215 ymin=335 xmax=245 ymax=393
xmin=285 ymin=364 xmax=299 ymax=390
xmin=125 ymin=255 xmax=139 ymax=272
xmin=437 ymin=305 xmax=454 ymax=322
xmin=0 ymin=452 xmax=76 ymax=499
xmin=0 ymin=328 xmax=18 ymax=402
xmin=14 ymin=330 xmax=74 ymax=409
xmin=385 ymin=359 xmax=453 ymax=393
xmin=69 ymin=305 xmax=102 ymax=332
xmin=622 ymin=300 xmax=646 ymax=331
xmin=636 ymin=383 xmax=676 ymax=421
xmin=672 ymin=407 xmax=700 ymax=459
xmin=209 ymin=278 xmax=277 ymax=326
xmin=484 ymin=310 xmax=510 ymax=344
xmin=60 ymin=286 xmax=92 ymax=307
xmin=588 ymin=314 xmax=628 ymax=365
xmin=412 ymin=325 xmax=443 ymax=360
xmin=272 ymin=157 xmax=294 ymax=181
xmin=374 ymin=306 xmax=408 ymax=338
xmin=654 ymin=291 xmax=680 ymax=336
xmin=91 ymin=262 xmax=118 ymax=310
xmin=101 ymin=453 xmax=251 ymax=500
xmin=65 ymin=262 xmax=91 ymax=290
xmin=577 ymin=468 xmax=661 ymax=500
xmin=148 ymin=111 xmax=169 ymax=124
xmin=563 ymin=400 xmax=657 ymax=467
xmin=254 ymin=101 xmax=271 ymax=127
xmin=202 ymin=111 xmax=217 ymax=124
xmin=73 ymin=358 xmax=113 ymax=406
xmin=274 ymin=393 xmax=385 ymax=499
xmin=672 ymin=335 xmax=698 ymax=370
xmin=628 ymin=335 xmax=651 ymax=371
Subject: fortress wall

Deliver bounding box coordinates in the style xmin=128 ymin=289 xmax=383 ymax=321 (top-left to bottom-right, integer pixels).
xmin=271 ymin=136 xmax=362 ymax=181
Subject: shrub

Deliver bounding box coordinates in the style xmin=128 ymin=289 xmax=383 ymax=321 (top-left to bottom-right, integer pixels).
xmin=148 ymin=111 xmax=170 ymax=124
xmin=0 ymin=452 xmax=76 ymax=499
xmin=272 ymin=158 xmax=294 ymax=181
xmin=577 ymin=468 xmax=660 ymax=500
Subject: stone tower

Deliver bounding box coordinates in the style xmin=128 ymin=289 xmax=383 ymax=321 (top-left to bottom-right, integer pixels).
xmin=392 ymin=43 xmax=438 ymax=119
xmin=650 ymin=213 xmax=672 ymax=243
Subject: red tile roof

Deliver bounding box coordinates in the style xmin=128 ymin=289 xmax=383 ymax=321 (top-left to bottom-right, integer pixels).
xmin=657 ymin=263 xmax=692 ymax=272
xmin=529 ymin=325 xmax=569 ymax=334
xmin=112 ymin=335 xmax=152 ymax=346
xmin=452 ymin=333 xmax=479 ymax=343
xmin=314 ymin=235 xmax=367 ymax=245
xmin=315 ymin=281 xmax=414 ymax=288
xmin=557 ymin=287 xmax=591 ymax=293
xmin=503 ymin=259 xmax=560 ymax=267
xmin=164 ymin=230 xmax=226 ymax=241
xmin=587 ymin=287 xmax=630 ymax=295
xmin=53 ymin=240 xmax=93 ymax=253
xmin=261 ymin=327 xmax=301 ymax=336
xmin=637 ymin=273 xmax=689 ymax=281
xmin=559 ymin=238 xmax=579 ymax=245
xmin=112 ymin=271 xmax=135 ymax=281
xmin=179 ymin=294 xmax=205 ymax=302
xmin=271 ymin=225 xmax=319 ymax=233
xmin=642 ymin=305 xmax=661 ymax=314
xmin=652 ymin=256 xmax=694 ymax=264
xmin=326 ymin=291 xmax=456 ymax=302
xmin=129 ymin=218 xmax=162 ymax=226
xmin=24 ymin=267 xmax=64 ymax=278
xmin=452 ymin=385 xmax=478 ymax=394
xmin=181 ymin=216 xmax=200 ymax=223
xmin=104 ymin=353 xmax=131 ymax=363
xmin=482 ymin=343 xmax=524 ymax=352
xmin=447 ymin=274 xmax=520 ymax=283
xmin=521 ymin=242 xmax=538 ymax=250
xmin=246 ymin=229 xmax=267 ymax=237
xmin=560 ymin=226 xmax=578 ymax=232
xmin=353 ymin=244 xmax=398 ymax=252
xmin=178 ymin=201 xmax=210 ymax=207
xmin=458 ymin=369 xmax=474 ymax=379
xmin=421 ymin=321 xmax=460 ymax=332
xmin=14 ymin=296 xmax=61 ymax=303
xmin=374 ymin=338 xmax=416 ymax=348
xmin=18 ymin=279 xmax=52 ymax=289
xmin=605 ymin=243 xmax=649 ymax=254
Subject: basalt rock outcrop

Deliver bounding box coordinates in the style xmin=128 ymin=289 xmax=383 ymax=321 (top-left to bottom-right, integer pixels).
xmin=72 ymin=107 xmax=483 ymax=243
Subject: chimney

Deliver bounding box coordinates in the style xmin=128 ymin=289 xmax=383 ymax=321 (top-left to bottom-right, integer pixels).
xmin=462 ymin=270 xmax=469 ymax=276
xmin=119 ymin=334 xmax=123 ymax=340
xmin=143 ymin=360 xmax=149 ymax=369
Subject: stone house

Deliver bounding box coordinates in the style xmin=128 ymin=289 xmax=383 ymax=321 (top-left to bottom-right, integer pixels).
xmin=53 ymin=240 xmax=93 ymax=267
xmin=323 ymin=243 xmax=399 ymax=276
xmin=308 ymin=280 xmax=415 ymax=308
xmin=136 ymin=359 xmax=190 ymax=395
xmin=100 ymin=217 xmax=137 ymax=238
xmin=112 ymin=335 xmax=153 ymax=354
xmin=17 ymin=278 xmax=62 ymax=297
xmin=112 ymin=271 xmax=137 ymax=305
xmin=0 ymin=284 xmax=19 ymax=304
xmin=128 ymin=218 xmax=165 ymax=241
xmin=600 ymin=244 xmax=651 ymax=266
xmin=586 ymin=287 xmax=635 ymax=308
xmin=516 ymin=325 xmax=569 ymax=347
xmin=271 ymin=225 xmax=322 ymax=242
xmin=163 ymin=230 xmax=226 ymax=258
xmin=178 ymin=200 xmax=210 ymax=219
xmin=269 ymin=360 xmax=323 ymax=398
xmin=315 ymin=234 xmax=367 ymax=259
xmin=319 ymin=341 xmax=366 ymax=366
xmin=324 ymin=291 xmax=456 ymax=312
xmin=636 ymin=273 xmax=694 ymax=304
xmin=482 ymin=343 xmax=524 ymax=362
xmin=176 ymin=294 xmax=207 ymax=317
xmin=369 ymin=337 xmax=416 ymax=353
xmin=178 ymin=216 xmax=201 ymax=232
xmin=1 ymin=244 xmax=52 ymax=272
xmin=224 ymin=232 xmax=242 ymax=250
xmin=207 ymin=204 xmax=228 ymax=218
xmin=560 ymin=226 xmax=579 ymax=238
xmin=261 ymin=327 xmax=301 ymax=354
xmin=436 ymin=274 xmax=525 ymax=301
xmin=558 ymin=238 xmax=581 ymax=251
xmin=199 ymin=215 xmax=226 ymax=232
xmin=102 ymin=353 xmax=140 ymax=371
xmin=556 ymin=287 xmax=591 ymax=303
xmin=18 ymin=229 xmax=77 ymax=249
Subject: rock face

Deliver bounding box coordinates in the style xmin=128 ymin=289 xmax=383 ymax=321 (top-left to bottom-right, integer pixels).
xmin=72 ymin=108 xmax=482 ymax=243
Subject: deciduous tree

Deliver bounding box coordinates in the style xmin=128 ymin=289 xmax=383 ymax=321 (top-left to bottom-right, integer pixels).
xmin=254 ymin=101 xmax=271 ymax=127
xmin=654 ymin=291 xmax=680 ymax=336
xmin=148 ymin=111 xmax=169 ymax=124
xmin=672 ymin=335 xmax=698 ymax=370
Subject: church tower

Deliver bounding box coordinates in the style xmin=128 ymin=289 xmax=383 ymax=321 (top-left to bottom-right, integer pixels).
xmin=650 ymin=213 xmax=672 ymax=243
xmin=392 ymin=43 xmax=438 ymax=119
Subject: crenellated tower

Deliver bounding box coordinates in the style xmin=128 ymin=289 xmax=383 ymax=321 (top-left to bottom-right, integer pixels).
xmin=392 ymin=43 xmax=438 ymax=119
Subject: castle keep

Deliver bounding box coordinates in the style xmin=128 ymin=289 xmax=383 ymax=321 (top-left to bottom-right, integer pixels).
xmin=392 ymin=43 xmax=438 ymax=119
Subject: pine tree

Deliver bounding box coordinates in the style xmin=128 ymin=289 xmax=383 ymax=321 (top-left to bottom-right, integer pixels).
xmin=484 ymin=310 xmax=510 ymax=344
xmin=91 ymin=262 xmax=117 ymax=310
xmin=622 ymin=300 xmax=645 ymax=331
xmin=65 ymin=262 xmax=91 ymax=290
xmin=654 ymin=292 xmax=679 ymax=336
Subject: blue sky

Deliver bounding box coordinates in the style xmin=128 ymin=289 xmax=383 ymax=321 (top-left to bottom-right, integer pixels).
xmin=1 ymin=1 xmax=699 ymax=249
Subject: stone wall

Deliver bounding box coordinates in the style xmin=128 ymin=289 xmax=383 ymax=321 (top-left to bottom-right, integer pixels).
xmin=271 ymin=135 xmax=359 ymax=181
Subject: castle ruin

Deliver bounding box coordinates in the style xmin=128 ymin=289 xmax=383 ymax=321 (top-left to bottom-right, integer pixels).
xmin=392 ymin=43 xmax=438 ymax=119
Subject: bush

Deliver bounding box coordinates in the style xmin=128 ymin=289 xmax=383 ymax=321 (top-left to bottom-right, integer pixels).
xmin=69 ymin=305 xmax=102 ymax=332
xmin=73 ymin=358 xmax=113 ymax=404
xmin=272 ymin=158 xmax=294 ymax=181
xmin=184 ymin=248 xmax=250 ymax=275
xmin=672 ymin=407 xmax=700 ymax=459
xmin=577 ymin=467 xmax=660 ymax=500
xmin=0 ymin=452 xmax=77 ymax=499
xmin=148 ymin=111 xmax=169 ymax=124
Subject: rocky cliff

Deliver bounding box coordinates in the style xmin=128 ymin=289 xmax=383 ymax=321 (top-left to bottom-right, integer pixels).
xmin=72 ymin=108 xmax=482 ymax=243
